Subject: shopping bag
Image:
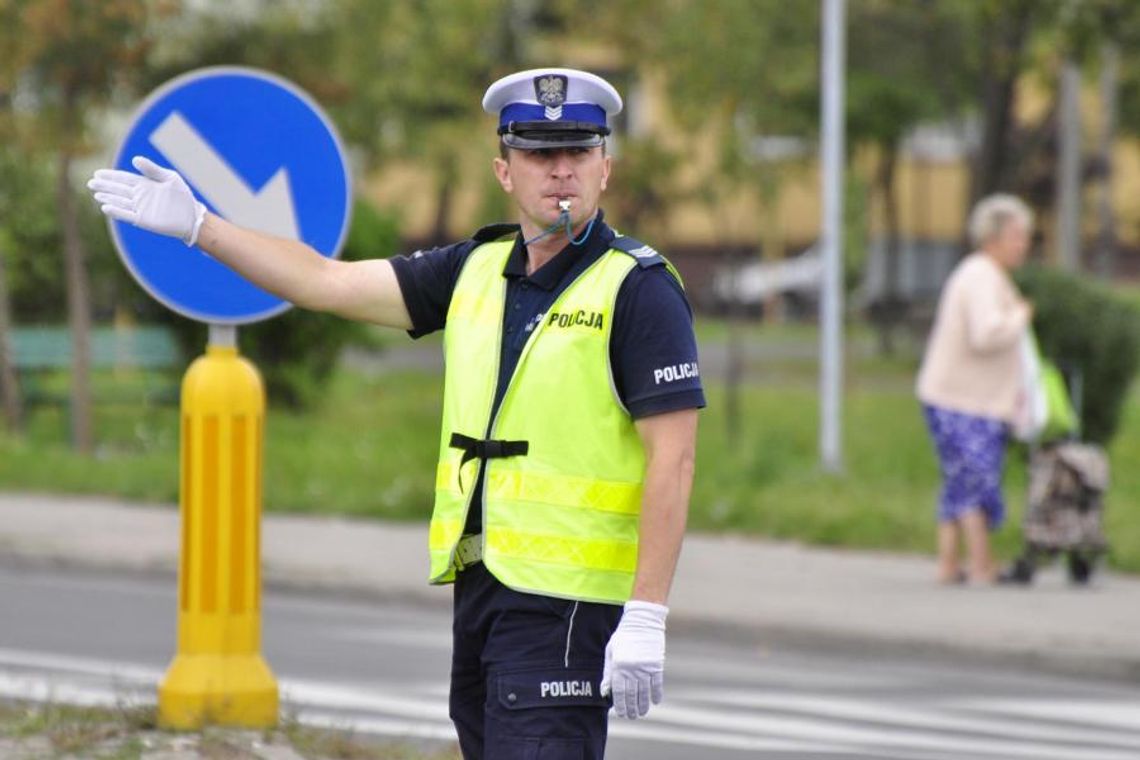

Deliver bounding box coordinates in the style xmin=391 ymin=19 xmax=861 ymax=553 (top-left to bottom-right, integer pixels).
xmin=1014 ymin=331 xmax=1047 ymax=441
xmin=1015 ymin=330 xmax=1078 ymax=443
xmin=1039 ymin=358 xmax=1079 ymax=442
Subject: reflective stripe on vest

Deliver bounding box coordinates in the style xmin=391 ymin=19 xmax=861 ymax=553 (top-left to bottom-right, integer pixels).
xmin=427 ymin=238 xmax=647 ymax=604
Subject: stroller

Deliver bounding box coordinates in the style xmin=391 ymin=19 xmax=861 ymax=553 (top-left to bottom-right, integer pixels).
xmin=1002 ymin=441 xmax=1110 ymax=585
xmin=1002 ymin=361 xmax=1111 ymax=585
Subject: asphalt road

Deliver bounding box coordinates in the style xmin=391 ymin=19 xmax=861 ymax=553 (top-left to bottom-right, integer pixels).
xmin=2 ymin=562 xmax=1140 ymax=759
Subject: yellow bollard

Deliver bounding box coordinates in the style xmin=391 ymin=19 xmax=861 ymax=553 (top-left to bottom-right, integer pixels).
xmin=159 ymin=335 xmax=278 ymax=729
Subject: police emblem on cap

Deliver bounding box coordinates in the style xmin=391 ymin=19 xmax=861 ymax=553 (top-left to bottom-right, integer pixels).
xmin=535 ymin=74 xmax=568 ymax=106
xmin=535 ymin=74 xmax=568 ymax=120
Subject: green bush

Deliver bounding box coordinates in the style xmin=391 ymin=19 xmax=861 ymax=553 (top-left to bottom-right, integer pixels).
xmin=164 ymin=198 xmax=400 ymax=409
xmin=1016 ymin=266 xmax=1140 ymax=444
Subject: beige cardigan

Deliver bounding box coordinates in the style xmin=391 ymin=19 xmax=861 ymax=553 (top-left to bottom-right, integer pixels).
xmin=916 ymin=253 xmax=1031 ymax=423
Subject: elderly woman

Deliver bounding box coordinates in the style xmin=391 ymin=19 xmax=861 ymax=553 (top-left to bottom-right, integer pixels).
xmin=916 ymin=194 xmax=1034 ymax=585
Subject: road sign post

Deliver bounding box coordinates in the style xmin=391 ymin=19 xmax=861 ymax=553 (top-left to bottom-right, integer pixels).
xmin=159 ymin=324 xmax=276 ymax=729
xmin=107 ymin=67 xmax=351 ymax=729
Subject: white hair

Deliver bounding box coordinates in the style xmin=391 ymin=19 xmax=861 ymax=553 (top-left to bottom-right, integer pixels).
xmin=968 ymin=194 xmax=1034 ymax=248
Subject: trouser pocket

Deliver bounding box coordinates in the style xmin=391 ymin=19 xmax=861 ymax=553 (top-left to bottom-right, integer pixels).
xmin=485 ymin=666 xmax=609 ymax=760
xmin=492 ymin=736 xmax=584 ymax=760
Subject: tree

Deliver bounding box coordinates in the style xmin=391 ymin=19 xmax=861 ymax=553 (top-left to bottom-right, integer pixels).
xmin=0 ymin=208 xmax=20 ymax=434
xmin=325 ymin=0 xmax=522 ymax=244
xmin=144 ymin=0 xmax=530 ymax=245
xmin=1066 ymin=1 xmax=1140 ymax=275
xmin=584 ymin=0 xmax=818 ymax=439
xmin=961 ymin=0 xmax=1050 ymax=207
xmin=953 ymin=0 xmax=1140 ymax=271
xmin=939 ymin=1 xmax=1133 ymax=224
xmin=847 ymin=0 xmax=971 ymax=353
xmin=1018 ymin=265 xmax=1140 ymax=444
xmin=0 ymin=148 xmax=66 ymax=434
xmin=9 ymin=0 xmax=170 ymax=452
xmin=591 ymin=0 xmax=818 ymax=261
xmin=603 ymin=136 xmax=680 ymax=236
xmin=0 ymin=0 xmax=27 ymax=433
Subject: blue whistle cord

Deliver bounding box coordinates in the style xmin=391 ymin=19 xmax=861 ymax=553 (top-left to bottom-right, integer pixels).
xmin=523 ymin=210 xmax=596 ymax=247
xmin=567 ymin=214 xmax=596 ymax=245
xmin=523 ymin=215 xmax=565 ymax=247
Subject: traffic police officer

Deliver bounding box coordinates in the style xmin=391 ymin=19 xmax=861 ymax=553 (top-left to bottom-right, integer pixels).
xmin=87 ymin=67 xmax=704 ymax=759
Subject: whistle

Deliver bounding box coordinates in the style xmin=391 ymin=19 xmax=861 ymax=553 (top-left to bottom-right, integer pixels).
xmin=558 ymin=199 xmax=571 ymax=213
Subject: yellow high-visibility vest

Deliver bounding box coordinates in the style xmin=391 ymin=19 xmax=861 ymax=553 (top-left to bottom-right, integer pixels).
xmin=428 ymin=233 xmax=667 ymax=604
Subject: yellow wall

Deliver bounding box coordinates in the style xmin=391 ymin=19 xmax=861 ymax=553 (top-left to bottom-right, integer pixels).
xmin=362 ymin=66 xmax=1139 ymax=256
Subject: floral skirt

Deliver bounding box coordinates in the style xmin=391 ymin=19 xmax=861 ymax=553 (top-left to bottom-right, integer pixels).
xmin=922 ymin=404 xmax=1008 ymax=528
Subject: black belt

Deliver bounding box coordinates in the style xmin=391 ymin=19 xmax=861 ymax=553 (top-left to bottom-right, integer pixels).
xmin=449 ymin=433 xmax=529 ymax=493
xmin=449 ymin=433 xmax=529 ymax=467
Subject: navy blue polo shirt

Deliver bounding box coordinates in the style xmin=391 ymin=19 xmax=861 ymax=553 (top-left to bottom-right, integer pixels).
xmin=390 ymin=210 xmax=704 ymax=533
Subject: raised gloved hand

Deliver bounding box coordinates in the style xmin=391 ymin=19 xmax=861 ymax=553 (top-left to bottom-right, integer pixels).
xmin=600 ymin=600 xmax=667 ymax=719
xmin=87 ymin=156 xmax=207 ymax=246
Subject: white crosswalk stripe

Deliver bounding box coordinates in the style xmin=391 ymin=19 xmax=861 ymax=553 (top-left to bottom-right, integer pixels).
xmin=953 ymin=698 xmax=1140 ymax=733
xmin=3 ymin=647 xmax=1140 ymax=759
xmin=683 ymin=690 xmax=1140 ymax=752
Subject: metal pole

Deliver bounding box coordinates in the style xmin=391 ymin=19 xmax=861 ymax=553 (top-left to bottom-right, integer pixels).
xmin=209 ymin=323 xmax=237 ymax=349
xmin=1056 ymin=59 xmax=1081 ymax=272
xmin=820 ymin=0 xmax=846 ymax=473
xmin=1095 ymin=44 xmax=1119 ymax=278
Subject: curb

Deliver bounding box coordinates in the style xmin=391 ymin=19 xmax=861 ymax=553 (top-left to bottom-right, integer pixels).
xmin=3 ymin=546 xmax=1138 ymax=685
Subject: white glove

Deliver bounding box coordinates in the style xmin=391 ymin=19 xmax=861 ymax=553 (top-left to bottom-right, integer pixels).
xmin=600 ymin=600 xmax=667 ymax=719
xmin=87 ymin=156 xmax=207 ymax=246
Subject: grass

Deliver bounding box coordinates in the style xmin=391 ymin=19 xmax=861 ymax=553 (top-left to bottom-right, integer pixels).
xmin=692 ymin=316 xmax=880 ymax=347
xmin=280 ymin=712 xmax=456 ymax=760
xmin=0 ymin=699 xmax=155 ymax=757
xmin=692 ymin=384 xmax=1026 ymax=556
xmin=0 ymin=699 xmax=459 ymax=759
xmin=0 ymin=368 xmax=441 ymax=518
xmin=1 ymin=331 xmax=1138 ymax=573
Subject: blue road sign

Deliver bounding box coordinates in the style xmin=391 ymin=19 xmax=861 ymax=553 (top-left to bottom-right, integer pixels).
xmin=109 ymin=67 xmax=352 ymax=325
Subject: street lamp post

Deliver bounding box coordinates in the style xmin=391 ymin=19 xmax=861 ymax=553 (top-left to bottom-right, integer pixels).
xmin=820 ymin=0 xmax=846 ymax=473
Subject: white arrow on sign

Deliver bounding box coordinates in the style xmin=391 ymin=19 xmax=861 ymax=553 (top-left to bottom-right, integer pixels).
xmin=149 ymin=111 xmax=301 ymax=240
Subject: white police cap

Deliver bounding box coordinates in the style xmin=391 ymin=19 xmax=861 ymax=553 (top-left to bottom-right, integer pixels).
xmin=483 ymin=68 xmax=623 ymax=150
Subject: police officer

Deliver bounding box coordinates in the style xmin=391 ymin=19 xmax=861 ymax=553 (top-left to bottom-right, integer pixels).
xmin=87 ymin=67 xmax=703 ymax=759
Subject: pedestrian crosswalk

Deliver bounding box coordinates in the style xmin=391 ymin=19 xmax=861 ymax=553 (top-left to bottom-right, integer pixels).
xmin=623 ymin=692 xmax=1140 ymax=759
xmin=2 ymin=646 xmax=1139 ymax=759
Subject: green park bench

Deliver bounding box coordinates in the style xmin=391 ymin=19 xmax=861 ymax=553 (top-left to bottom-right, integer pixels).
xmin=8 ymin=325 xmax=183 ymax=411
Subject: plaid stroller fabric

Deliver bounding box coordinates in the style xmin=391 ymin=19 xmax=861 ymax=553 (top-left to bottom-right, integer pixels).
xmin=1024 ymin=442 xmax=1109 ymax=551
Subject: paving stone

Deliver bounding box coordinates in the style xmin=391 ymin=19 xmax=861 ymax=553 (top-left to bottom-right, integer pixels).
xmin=0 ymin=737 xmax=54 ymax=760
xmin=253 ymin=742 xmax=307 ymax=760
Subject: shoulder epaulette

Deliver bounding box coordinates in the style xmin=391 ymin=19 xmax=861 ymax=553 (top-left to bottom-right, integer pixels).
xmin=610 ymin=235 xmax=665 ymax=269
xmin=472 ymin=222 xmax=521 ymax=243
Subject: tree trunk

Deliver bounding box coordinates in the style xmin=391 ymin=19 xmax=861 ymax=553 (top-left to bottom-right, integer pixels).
xmin=724 ymin=244 xmax=742 ymax=446
xmin=0 ymin=233 xmax=22 ymax=434
xmin=1096 ymin=43 xmax=1119 ymax=278
xmin=875 ymin=145 xmax=901 ymax=356
xmin=969 ymin=5 xmax=1033 ymax=209
xmin=972 ymin=67 xmax=1017 ymax=205
xmin=431 ymin=151 xmax=458 ymax=245
xmin=58 ymin=139 xmax=94 ymax=454
xmin=758 ymin=171 xmax=784 ymax=324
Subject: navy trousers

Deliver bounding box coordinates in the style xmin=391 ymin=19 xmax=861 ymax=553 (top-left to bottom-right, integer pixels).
xmin=449 ymin=562 xmax=622 ymax=760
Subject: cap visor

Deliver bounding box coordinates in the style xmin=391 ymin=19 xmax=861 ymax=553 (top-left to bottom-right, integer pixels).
xmin=502 ymin=133 xmax=605 ymax=150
